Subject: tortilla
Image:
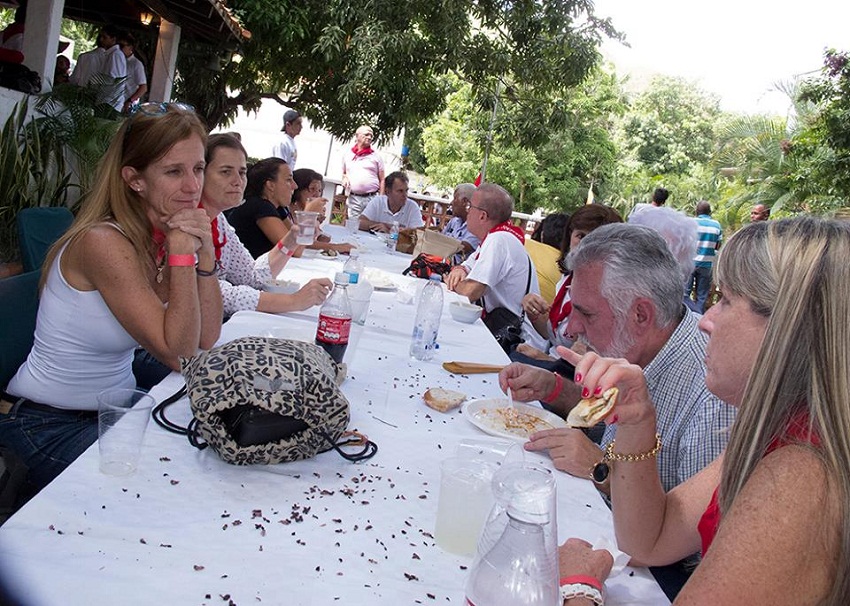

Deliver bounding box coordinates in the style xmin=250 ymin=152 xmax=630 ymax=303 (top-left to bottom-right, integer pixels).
xmin=566 ymin=387 xmax=618 ymax=428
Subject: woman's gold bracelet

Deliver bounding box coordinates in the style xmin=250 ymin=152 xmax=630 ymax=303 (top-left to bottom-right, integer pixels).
xmin=605 ymin=434 xmax=662 ymax=462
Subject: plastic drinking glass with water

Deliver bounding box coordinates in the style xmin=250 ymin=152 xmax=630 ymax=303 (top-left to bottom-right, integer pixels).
xmin=345 ymin=216 xmax=359 ymax=235
xmin=435 ymin=457 xmax=499 ymax=556
xmin=97 ymin=388 xmax=155 ymax=476
xmin=294 ymin=210 xmax=319 ymax=245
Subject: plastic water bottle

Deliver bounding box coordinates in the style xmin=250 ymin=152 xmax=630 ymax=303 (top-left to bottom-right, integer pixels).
xmin=342 ymin=249 xmax=363 ymax=285
xmin=464 ymin=514 xmax=558 ymax=606
xmin=410 ymin=275 xmax=444 ymax=361
xmin=315 ymin=272 xmax=351 ymax=364
xmin=387 ymin=221 xmax=400 ymax=252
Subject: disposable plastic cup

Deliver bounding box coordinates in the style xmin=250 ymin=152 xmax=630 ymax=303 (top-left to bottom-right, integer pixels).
xmin=434 ymin=457 xmax=497 ymax=556
xmin=345 ymin=217 xmax=359 ymax=235
xmin=456 ymin=439 xmax=525 ymax=466
xmin=97 ymin=388 xmax=155 ymax=476
xmin=294 ymin=210 xmax=319 ymax=245
xmin=349 ymin=294 xmax=371 ymax=325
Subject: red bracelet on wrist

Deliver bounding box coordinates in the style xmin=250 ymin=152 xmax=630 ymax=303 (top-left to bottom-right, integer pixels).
xmin=167 ymin=254 xmax=196 ymax=267
xmin=560 ymin=575 xmax=603 ymax=591
xmin=276 ymin=240 xmax=294 ymax=257
xmin=541 ymin=371 xmax=564 ymax=403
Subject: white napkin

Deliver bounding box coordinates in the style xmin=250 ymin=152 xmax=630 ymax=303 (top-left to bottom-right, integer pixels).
xmin=592 ymin=536 xmax=632 ymax=578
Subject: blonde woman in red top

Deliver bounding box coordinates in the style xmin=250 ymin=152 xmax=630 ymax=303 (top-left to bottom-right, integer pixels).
xmin=554 ymin=216 xmax=849 ymax=605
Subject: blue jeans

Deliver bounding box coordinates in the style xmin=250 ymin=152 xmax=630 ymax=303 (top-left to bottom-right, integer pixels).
xmin=686 ymin=266 xmax=713 ymax=314
xmin=0 ymin=397 xmax=98 ymax=498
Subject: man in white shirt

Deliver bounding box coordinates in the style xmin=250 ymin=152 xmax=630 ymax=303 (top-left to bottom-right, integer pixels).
xmin=445 ymin=183 xmax=539 ymax=333
xmin=99 ymin=26 xmax=127 ymax=112
xmin=271 ymin=110 xmax=301 ymax=167
xmin=70 ymin=44 xmax=105 ymax=87
xmin=118 ymin=32 xmax=147 ymax=113
xmin=358 ymin=172 xmax=424 ymax=232
xmin=71 ymin=26 xmax=126 ymax=112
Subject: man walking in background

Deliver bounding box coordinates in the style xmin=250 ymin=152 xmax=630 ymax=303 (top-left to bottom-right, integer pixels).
xmin=342 ymin=125 xmax=385 ymax=219
xmin=272 ymin=110 xmax=301 ymax=168
xmin=687 ymin=201 xmax=722 ymax=313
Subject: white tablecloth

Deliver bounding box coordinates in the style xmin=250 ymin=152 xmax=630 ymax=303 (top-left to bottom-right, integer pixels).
xmin=0 ymin=230 xmax=669 ymax=605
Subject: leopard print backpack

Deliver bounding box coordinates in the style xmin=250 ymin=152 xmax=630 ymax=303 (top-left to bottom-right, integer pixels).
xmin=179 ymin=336 xmax=376 ymax=465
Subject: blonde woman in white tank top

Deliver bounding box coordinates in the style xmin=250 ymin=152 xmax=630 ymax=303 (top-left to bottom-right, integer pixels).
xmin=0 ymin=104 xmax=222 ymax=501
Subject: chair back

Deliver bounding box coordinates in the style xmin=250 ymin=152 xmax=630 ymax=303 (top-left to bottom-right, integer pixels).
xmin=0 ymin=271 xmax=40 ymax=390
xmin=16 ymin=207 xmax=74 ymax=273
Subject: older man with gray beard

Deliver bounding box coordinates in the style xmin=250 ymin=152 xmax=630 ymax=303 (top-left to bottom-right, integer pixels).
xmin=499 ymin=223 xmax=736 ymax=496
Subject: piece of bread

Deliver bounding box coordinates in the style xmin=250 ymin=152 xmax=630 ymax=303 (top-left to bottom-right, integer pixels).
xmin=423 ymin=388 xmax=467 ymax=413
xmin=567 ymin=387 xmax=618 ymax=428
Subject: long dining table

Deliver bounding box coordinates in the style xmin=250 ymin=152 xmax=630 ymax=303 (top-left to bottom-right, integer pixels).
xmin=0 ymin=226 xmax=669 ymax=605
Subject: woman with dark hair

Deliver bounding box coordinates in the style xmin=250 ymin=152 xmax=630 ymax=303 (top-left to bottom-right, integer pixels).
xmin=200 ymin=134 xmax=331 ymax=317
xmin=0 ymin=103 xmax=221 ymax=496
xmin=291 ymin=168 xmax=355 ymax=255
xmin=226 ymin=157 xmax=296 ymax=258
xmin=516 ymin=204 xmax=622 ymax=361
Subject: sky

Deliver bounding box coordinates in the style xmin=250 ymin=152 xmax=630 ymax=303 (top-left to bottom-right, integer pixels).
xmin=593 ymin=0 xmax=850 ymax=116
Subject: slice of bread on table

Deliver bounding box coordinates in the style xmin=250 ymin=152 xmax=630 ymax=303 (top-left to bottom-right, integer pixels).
xmin=423 ymin=388 xmax=467 ymax=413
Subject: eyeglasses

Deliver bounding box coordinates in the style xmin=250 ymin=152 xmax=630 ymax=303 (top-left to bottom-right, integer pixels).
xmin=123 ymin=102 xmax=196 ymax=148
xmin=466 ymin=202 xmax=488 ymax=214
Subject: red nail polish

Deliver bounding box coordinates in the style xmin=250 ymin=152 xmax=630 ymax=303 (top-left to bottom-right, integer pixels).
xmin=581 ymin=387 xmax=589 ymax=398
xmin=575 ymin=373 xmax=582 ymax=383
xmin=593 ymin=385 xmax=602 ymax=396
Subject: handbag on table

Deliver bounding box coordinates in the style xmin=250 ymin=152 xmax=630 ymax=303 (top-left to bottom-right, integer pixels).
xmin=155 ymin=336 xmax=377 ymax=465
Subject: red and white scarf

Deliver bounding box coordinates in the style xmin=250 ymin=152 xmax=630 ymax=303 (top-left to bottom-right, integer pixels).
xmin=549 ymin=274 xmax=572 ymax=331
xmin=474 ymin=221 xmax=526 ymax=259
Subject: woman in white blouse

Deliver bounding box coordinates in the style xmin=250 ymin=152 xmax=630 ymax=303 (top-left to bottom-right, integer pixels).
xmin=200 ymin=134 xmax=331 ymax=317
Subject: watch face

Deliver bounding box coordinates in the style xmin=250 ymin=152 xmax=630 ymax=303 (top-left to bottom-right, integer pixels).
xmin=592 ymin=461 xmax=609 ymax=484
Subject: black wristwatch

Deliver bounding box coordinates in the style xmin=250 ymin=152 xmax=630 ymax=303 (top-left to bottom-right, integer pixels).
xmin=590 ymin=456 xmax=610 ymax=485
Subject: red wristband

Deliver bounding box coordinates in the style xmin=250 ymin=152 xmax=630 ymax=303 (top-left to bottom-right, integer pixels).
xmin=560 ymin=575 xmax=603 ymax=591
xmin=167 ymin=254 xmax=195 ymax=267
xmin=276 ymin=241 xmax=294 ymax=257
xmin=541 ymin=371 xmax=564 ymax=403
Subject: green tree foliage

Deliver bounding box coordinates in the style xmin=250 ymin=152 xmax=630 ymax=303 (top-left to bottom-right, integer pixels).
xmin=172 ymin=0 xmax=619 ymax=137
xmin=619 ymin=76 xmax=721 ymax=175
xmin=793 ymin=49 xmax=850 ymax=209
xmin=420 ymin=66 xmax=624 ymax=213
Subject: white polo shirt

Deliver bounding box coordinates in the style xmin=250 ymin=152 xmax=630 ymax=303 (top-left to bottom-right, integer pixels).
xmin=361 ymin=196 xmax=424 ymax=229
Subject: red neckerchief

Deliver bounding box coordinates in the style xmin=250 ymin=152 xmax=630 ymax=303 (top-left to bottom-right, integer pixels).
xmin=351 ymin=144 xmax=374 ymax=158
xmin=152 ymin=226 xmax=167 ymax=266
xmin=549 ymin=274 xmax=572 ymax=331
xmin=474 ymin=221 xmax=525 ymax=259
xmin=197 ymin=202 xmax=226 ymax=261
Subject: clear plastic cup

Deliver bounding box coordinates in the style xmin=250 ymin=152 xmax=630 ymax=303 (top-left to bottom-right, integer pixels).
xmin=345 ymin=216 xmax=359 ymax=235
xmin=97 ymin=388 xmax=155 ymax=476
xmin=434 ymin=457 xmax=498 ymax=556
xmin=294 ymin=210 xmax=319 ymax=245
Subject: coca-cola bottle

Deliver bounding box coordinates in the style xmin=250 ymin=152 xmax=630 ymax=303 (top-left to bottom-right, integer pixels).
xmin=315 ymin=272 xmax=352 ymax=363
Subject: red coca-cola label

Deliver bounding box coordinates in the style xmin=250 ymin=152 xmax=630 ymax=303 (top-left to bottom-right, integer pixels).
xmin=316 ymin=314 xmax=351 ymax=344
